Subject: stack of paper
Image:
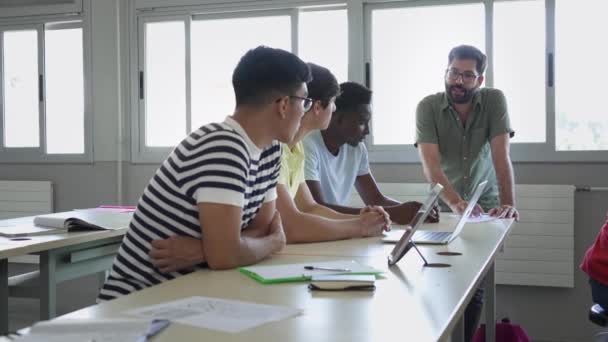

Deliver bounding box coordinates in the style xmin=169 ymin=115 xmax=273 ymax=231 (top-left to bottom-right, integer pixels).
xmin=239 ymin=259 xmax=383 ymax=284
xmin=127 ymin=296 xmax=301 ymax=333
xmin=16 ymin=318 xmax=159 ymax=342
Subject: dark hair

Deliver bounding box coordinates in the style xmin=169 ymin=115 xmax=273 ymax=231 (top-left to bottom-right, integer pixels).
xmin=307 ymin=63 xmax=340 ymax=109
xmin=448 ymin=45 xmax=487 ymax=75
xmin=334 ymin=82 xmax=372 ymax=113
xmin=232 ymin=46 xmax=312 ymax=106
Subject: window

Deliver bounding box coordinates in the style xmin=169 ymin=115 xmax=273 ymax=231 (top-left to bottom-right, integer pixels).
xmin=3 ymin=29 xmax=40 ymax=148
xmin=191 ymin=15 xmax=291 ymax=131
xmin=135 ymin=6 xmax=348 ymax=161
xmin=0 ymin=20 xmax=88 ymax=161
xmin=369 ymin=3 xmax=485 ymax=146
xmin=494 ymin=0 xmax=545 ymax=144
xmin=298 ymin=9 xmax=348 ymax=83
xmin=555 ymin=0 xmax=608 ymax=151
xmin=365 ymin=0 xmax=608 ymax=162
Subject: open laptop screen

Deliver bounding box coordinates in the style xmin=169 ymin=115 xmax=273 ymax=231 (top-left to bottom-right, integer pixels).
xmin=387 ymin=183 xmax=443 ymax=266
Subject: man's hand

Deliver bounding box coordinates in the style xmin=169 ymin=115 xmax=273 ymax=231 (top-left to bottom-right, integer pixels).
xmin=357 ymin=208 xmax=391 ymax=237
xmin=360 ymin=205 xmax=391 ymax=229
xmin=386 ymin=201 xmax=440 ymax=225
xmin=488 ymin=205 xmax=519 ymax=220
xmin=149 ymin=236 xmax=205 ymax=273
xmin=450 ymin=200 xmax=484 ymax=217
xmin=267 ymin=210 xmax=286 ymax=253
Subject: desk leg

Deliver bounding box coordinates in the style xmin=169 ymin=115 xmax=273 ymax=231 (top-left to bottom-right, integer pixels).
xmin=485 ymin=262 xmax=496 ymax=342
xmin=39 ymin=251 xmax=57 ymax=320
xmin=451 ymin=315 xmax=464 ymax=342
xmin=1 ymin=259 xmax=8 ymax=335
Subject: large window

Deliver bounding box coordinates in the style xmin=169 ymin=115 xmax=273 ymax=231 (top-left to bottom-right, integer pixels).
xmin=135 ymin=6 xmax=348 ymax=160
xmin=369 ymin=3 xmax=484 ymax=146
xmin=365 ymin=0 xmax=608 ymax=162
xmin=0 ymin=21 xmax=88 ymax=161
xmin=555 ymin=0 xmax=608 ymax=151
xmin=494 ymin=0 xmax=546 ymax=144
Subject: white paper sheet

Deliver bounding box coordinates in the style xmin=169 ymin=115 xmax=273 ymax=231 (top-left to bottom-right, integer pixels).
xmin=465 ymin=213 xmax=497 ymax=223
xmin=127 ymin=296 xmax=301 ymax=333
xmin=16 ymin=318 xmax=152 ymax=342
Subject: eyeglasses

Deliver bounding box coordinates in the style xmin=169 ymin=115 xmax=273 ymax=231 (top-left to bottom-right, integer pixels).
xmin=289 ymin=95 xmax=314 ymax=112
xmin=445 ymin=69 xmax=479 ymax=84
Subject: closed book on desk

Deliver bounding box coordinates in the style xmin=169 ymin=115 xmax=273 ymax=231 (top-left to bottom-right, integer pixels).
xmin=309 ymin=274 xmax=376 ymax=291
xmin=239 ymin=259 xmax=382 ymax=284
xmin=33 ymin=209 xmax=133 ymax=232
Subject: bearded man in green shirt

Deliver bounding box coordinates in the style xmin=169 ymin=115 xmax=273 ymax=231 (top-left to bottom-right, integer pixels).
xmin=416 ymin=45 xmax=519 ymax=342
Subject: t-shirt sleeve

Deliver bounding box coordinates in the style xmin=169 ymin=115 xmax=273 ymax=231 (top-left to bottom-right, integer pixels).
xmin=263 ymin=143 xmax=282 ymax=203
xmin=186 ymin=142 xmax=249 ymax=208
xmin=415 ymin=97 xmax=438 ymax=145
xmin=357 ymin=144 xmax=370 ymax=176
xmin=277 ymin=143 xmax=289 ymax=186
xmin=303 ymin=137 xmax=321 ymax=181
xmin=488 ymin=89 xmax=515 ymax=140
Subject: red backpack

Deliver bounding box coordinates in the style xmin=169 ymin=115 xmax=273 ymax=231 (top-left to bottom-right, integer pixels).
xmin=473 ymin=318 xmax=531 ymax=342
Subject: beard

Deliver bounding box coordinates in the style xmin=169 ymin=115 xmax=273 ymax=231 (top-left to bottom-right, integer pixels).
xmin=445 ymin=83 xmax=479 ymax=104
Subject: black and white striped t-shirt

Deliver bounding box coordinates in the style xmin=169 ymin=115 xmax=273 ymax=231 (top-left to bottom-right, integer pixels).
xmin=98 ymin=117 xmax=281 ymax=301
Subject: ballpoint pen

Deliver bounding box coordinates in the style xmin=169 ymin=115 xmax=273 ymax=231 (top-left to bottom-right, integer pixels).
xmin=304 ymin=266 xmax=351 ymax=272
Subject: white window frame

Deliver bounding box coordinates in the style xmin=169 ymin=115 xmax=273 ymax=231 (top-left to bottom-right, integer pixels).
xmin=0 ymin=8 xmax=93 ymax=163
xmin=362 ymin=0 xmax=608 ymax=163
xmin=130 ymin=1 xmax=346 ymax=163
xmin=0 ymin=0 xmax=82 ymax=18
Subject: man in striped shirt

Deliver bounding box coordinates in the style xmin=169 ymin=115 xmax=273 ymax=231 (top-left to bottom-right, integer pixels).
xmin=98 ymin=46 xmax=312 ymax=301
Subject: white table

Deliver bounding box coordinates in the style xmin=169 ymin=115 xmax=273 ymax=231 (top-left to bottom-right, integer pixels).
xmin=56 ymin=216 xmax=512 ymax=341
xmin=0 ymin=215 xmax=128 ymax=334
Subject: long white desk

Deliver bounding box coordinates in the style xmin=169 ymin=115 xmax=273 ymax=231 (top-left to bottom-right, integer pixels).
xmin=0 ymin=215 xmax=128 ymax=334
xmin=55 ymin=216 xmax=512 ymax=342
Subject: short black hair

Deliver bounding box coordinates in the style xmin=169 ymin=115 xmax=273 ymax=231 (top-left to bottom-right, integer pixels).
xmin=335 ymin=82 xmax=372 ymax=114
xmin=232 ymin=46 xmax=312 ymax=106
xmin=448 ymin=45 xmax=487 ymax=75
xmin=307 ymin=63 xmax=340 ymax=109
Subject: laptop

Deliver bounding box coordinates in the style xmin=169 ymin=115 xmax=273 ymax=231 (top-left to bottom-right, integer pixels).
xmin=387 ymin=183 xmax=443 ymax=266
xmin=412 ymin=180 xmax=488 ymax=245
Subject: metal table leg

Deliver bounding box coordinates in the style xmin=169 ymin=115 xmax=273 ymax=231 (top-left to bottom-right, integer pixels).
xmin=485 ymin=262 xmax=496 ymax=342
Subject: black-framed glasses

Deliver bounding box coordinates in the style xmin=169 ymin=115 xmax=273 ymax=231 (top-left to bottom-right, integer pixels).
xmin=445 ymin=69 xmax=479 ymax=84
xmin=289 ymin=95 xmax=314 ymax=112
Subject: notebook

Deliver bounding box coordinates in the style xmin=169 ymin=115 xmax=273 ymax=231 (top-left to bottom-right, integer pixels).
xmin=33 ymin=209 xmax=133 ymax=232
xmin=0 ymin=209 xmax=134 ymax=238
xmin=412 ymin=180 xmax=488 ymax=245
xmin=308 ymin=274 xmax=376 ymax=291
xmin=239 ymin=259 xmax=382 ymax=284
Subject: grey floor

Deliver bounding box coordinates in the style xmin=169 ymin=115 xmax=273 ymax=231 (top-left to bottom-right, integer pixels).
xmin=7 ymin=263 xmax=101 ymax=334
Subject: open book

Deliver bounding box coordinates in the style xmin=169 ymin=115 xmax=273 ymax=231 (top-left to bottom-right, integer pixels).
xmin=33 ymin=209 xmax=133 ymax=232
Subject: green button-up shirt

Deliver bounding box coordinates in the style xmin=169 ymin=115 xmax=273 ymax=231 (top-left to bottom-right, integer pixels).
xmin=415 ymin=87 xmax=514 ymax=210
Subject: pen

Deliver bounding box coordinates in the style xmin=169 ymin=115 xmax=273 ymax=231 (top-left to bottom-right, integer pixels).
xmin=304 ymin=266 xmax=351 ymax=272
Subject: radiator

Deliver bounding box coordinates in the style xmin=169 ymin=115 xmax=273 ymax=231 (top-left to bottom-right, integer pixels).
xmin=349 ymin=183 xmax=575 ymax=288
xmin=0 ymin=180 xmax=53 ymax=263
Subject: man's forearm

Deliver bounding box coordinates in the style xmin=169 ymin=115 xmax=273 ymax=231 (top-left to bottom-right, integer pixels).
xmin=283 ymin=211 xmax=360 ymax=243
xmin=426 ymin=168 xmax=462 ymax=207
xmin=305 ymin=204 xmax=356 ymax=220
xmin=495 ymin=158 xmax=516 ymax=206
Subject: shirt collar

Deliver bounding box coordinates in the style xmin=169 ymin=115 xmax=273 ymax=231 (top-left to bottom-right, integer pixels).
xmin=223 ymin=116 xmax=262 ymax=157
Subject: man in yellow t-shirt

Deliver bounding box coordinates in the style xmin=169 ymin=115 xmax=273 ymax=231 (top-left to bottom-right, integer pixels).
xmin=275 ymin=63 xmax=391 ymax=243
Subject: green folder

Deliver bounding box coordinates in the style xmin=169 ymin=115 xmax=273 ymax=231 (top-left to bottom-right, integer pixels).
xmin=239 ymin=259 xmax=383 ymax=285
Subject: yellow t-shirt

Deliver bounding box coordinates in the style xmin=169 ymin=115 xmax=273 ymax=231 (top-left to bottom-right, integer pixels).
xmin=278 ymin=142 xmax=306 ymax=199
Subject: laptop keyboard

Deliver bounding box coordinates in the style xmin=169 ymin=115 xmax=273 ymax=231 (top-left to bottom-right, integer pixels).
xmin=414 ymin=231 xmax=451 ymax=241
